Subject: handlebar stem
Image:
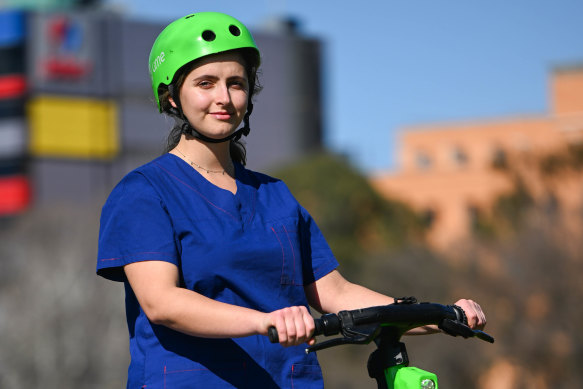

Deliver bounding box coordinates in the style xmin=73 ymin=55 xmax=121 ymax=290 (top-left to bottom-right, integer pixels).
xmin=368 ymin=341 xmax=410 ymax=389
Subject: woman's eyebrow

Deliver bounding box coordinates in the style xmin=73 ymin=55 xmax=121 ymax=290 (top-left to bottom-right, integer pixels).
xmin=227 ymin=75 xmax=248 ymax=82
xmin=190 ymin=74 xmax=247 ymax=82
xmin=191 ymin=74 xmax=219 ymax=81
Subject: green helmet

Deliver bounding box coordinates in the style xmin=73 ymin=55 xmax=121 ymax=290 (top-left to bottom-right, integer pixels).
xmin=149 ymin=12 xmax=260 ymax=112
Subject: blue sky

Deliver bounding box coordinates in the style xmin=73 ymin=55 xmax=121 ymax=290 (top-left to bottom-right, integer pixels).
xmin=104 ymin=0 xmax=583 ymax=173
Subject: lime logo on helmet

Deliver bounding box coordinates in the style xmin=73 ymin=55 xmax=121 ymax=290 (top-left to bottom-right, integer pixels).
xmin=150 ymin=51 xmax=165 ymax=75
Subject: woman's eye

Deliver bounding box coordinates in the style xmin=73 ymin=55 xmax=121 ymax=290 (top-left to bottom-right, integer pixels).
xmin=230 ymin=80 xmax=247 ymax=90
xmin=197 ymin=80 xmax=213 ymax=88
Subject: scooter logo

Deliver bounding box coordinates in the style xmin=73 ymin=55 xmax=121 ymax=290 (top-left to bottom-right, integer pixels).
xmin=40 ymin=15 xmax=93 ymax=80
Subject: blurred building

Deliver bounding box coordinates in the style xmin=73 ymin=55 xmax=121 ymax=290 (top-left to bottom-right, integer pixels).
xmin=371 ymin=66 xmax=583 ymax=250
xmin=0 ymin=10 xmax=30 ymax=215
xmin=0 ymin=8 xmax=324 ymax=215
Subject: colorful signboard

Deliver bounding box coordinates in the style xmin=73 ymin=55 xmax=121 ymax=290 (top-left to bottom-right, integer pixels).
xmin=27 ymin=11 xmax=117 ymax=96
xmin=28 ymin=95 xmax=119 ymax=159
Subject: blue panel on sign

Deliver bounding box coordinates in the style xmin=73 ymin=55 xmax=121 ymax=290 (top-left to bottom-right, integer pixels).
xmin=0 ymin=10 xmax=25 ymax=47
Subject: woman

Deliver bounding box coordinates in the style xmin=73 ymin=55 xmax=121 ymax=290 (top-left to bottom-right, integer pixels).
xmin=97 ymin=12 xmax=486 ymax=388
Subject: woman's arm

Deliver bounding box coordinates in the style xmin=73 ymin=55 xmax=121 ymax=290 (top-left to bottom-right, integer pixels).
xmin=304 ymin=269 xmax=393 ymax=313
xmin=304 ymin=270 xmax=486 ymax=333
xmin=124 ymin=260 xmax=315 ymax=346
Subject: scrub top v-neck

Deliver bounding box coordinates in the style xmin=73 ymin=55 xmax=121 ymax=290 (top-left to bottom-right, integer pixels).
xmin=97 ymin=153 xmax=338 ymax=388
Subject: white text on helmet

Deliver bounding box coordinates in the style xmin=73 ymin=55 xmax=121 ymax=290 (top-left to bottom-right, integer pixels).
xmin=151 ymin=51 xmax=165 ymax=74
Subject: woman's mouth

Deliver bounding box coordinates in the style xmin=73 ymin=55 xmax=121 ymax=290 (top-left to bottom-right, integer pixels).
xmin=210 ymin=111 xmax=233 ymax=120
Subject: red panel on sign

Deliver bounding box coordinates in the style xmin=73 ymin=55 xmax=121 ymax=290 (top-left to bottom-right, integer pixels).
xmin=42 ymin=57 xmax=92 ymax=79
xmin=0 ymin=75 xmax=26 ymax=99
xmin=0 ymin=175 xmax=31 ymax=214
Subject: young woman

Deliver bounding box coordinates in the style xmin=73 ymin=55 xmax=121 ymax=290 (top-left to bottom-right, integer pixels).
xmin=97 ymin=12 xmax=486 ymax=388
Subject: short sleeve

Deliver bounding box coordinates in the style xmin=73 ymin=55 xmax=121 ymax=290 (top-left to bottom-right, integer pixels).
xmin=299 ymin=206 xmax=339 ymax=284
xmin=97 ymin=172 xmax=180 ymax=282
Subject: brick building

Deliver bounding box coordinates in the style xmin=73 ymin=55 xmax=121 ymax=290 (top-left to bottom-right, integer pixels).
xmin=370 ymin=66 xmax=583 ymax=250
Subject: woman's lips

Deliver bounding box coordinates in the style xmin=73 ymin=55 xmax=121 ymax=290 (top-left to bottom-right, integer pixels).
xmin=210 ymin=111 xmax=233 ymax=120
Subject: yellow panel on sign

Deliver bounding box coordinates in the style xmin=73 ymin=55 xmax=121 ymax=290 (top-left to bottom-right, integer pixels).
xmin=28 ymin=96 xmax=119 ymax=159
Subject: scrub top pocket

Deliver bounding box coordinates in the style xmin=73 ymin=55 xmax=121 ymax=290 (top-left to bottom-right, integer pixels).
xmin=270 ymin=218 xmax=303 ymax=286
xmin=290 ymin=363 xmax=324 ymax=388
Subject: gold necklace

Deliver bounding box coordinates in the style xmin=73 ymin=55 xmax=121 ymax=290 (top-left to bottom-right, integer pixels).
xmin=175 ymin=148 xmax=230 ymax=175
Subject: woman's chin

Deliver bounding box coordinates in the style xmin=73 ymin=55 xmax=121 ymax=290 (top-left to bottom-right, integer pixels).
xmin=197 ymin=129 xmax=239 ymax=141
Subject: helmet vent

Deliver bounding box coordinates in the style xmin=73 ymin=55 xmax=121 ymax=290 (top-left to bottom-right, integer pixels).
xmin=202 ymin=30 xmax=216 ymax=41
xmin=229 ymin=25 xmax=241 ymax=36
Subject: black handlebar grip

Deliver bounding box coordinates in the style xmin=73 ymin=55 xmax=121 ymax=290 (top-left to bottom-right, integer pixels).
xmin=268 ymin=326 xmax=279 ymax=343
xmin=313 ymin=318 xmax=324 ymax=336
xmin=268 ymin=321 xmax=326 ymax=343
xmin=269 ymin=314 xmax=339 ymax=343
xmin=451 ymin=304 xmax=468 ymax=325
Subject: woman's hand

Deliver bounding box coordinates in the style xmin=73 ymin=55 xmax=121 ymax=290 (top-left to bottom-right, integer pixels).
xmin=454 ymin=299 xmax=487 ymax=330
xmin=262 ymin=306 xmax=316 ymax=347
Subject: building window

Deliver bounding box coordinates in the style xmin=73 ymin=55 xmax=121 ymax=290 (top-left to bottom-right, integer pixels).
xmin=415 ymin=152 xmax=432 ymax=170
xmin=492 ymin=147 xmax=507 ymax=170
xmin=451 ymin=146 xmax=468 ymax=167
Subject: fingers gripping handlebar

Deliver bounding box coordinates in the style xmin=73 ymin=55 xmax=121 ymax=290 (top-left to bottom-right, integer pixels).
xmin=267 ymin=312 xmax=339 ymax=343
xmin=267 ymin=302 xmax=494 ymax=347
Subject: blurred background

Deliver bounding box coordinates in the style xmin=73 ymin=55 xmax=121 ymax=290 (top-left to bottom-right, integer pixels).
xmin=1 ymin=0 xmax=582 ymax=388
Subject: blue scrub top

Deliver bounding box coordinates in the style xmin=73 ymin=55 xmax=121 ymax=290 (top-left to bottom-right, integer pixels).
xmin=97 ymin=153 xmax=338 ymax=388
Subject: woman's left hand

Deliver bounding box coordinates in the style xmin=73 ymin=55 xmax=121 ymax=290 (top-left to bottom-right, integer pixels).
xmin=454 ymin=299 xmax=487 ymax=330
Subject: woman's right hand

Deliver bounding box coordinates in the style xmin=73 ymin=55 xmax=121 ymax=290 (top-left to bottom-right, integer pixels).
xmin=262 ymin=306 xmax=316 ymax=347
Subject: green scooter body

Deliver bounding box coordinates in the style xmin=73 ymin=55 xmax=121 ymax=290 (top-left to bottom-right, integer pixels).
xmin=385 ymin=365 xmax=438 ymax=389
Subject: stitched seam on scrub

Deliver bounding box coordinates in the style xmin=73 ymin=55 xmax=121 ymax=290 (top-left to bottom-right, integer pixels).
xmin=163 ymin=363 xmax=247 ymax=389
xmin=282 ymin=224 xmax=297 ymax=284
xmin=272 ymin=225 xmax=301 ymax=286
xmin=271 ymin=226 xmax=287 ymax=285
xmin=291 ymin=364 xmax=321 ymax=388
xmin=99 ymin=251 xmax=175 ymax=262
xmin=245 ymin=189 xmax=257 ymax=225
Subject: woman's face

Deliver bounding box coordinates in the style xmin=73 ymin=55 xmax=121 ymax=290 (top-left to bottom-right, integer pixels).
xmin=170 ymin=51 xmax=249 ymax=140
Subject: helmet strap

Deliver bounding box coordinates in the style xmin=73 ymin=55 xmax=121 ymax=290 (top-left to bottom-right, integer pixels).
xmin=167 ymin=84 xmax=252 ymax=144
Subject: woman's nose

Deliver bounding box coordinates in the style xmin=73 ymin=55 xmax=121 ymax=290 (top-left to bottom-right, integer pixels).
xmin=215 ymin=84 xmax=231 ymax=105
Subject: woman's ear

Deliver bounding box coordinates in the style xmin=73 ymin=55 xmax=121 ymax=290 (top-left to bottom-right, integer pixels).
xmin=168 ymin=96 xmax=178 ymax=109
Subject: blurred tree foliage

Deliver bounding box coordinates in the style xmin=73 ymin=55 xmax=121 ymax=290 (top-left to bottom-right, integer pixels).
xmin=454 ymin=145 xmax=583 ymax=387
xmin=273 ymin=152 xmax=426 ymax=272
xmin=455 ymin=220 xmax=583 ymax=388
xmin=539 ymin=143 xmax=583 ymax=176
xmin=473 ymin=176 xmax=535 ymax=239
xmin=476 ymin=142 xmax=583 ymax=240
